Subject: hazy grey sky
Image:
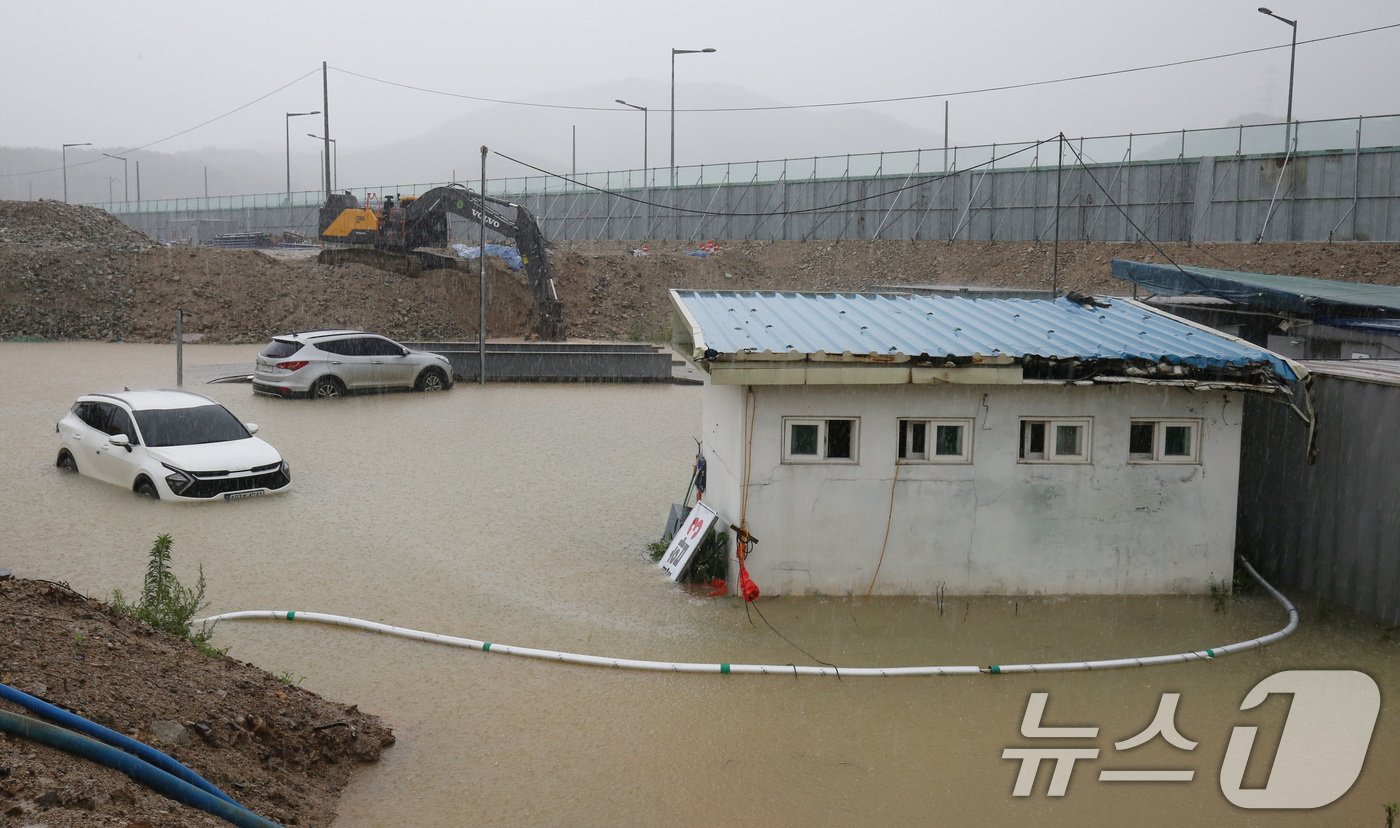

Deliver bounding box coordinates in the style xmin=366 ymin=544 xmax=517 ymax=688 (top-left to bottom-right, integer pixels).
xmin=4 ymin=0 xmax=1398 ymax=196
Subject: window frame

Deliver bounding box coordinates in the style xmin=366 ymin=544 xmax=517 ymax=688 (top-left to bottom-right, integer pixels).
xmin=781 ymin=416 xmax=860 ymax=464
xmin=1128 ymin=418 xmax=1202 ymax=464
xmin=897 ymin=417 xmax=974 ymax=464
xmin=1018 ymin=417 xmax=1093 ymax=464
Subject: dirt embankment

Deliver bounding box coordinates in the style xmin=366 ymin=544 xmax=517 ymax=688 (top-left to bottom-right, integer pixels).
xmin=3 ymin=200 xmax=1399 ymax=345
xmin=0 ymin=576 xmax=394 ymax=827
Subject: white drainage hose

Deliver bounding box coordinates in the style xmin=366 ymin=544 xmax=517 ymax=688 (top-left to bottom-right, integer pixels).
xmin=197 ymin=557 xmax=1297 ymax=678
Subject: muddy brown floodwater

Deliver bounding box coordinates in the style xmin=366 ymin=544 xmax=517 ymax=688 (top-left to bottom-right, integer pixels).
xmin=3 ymin=342 xmax=1398 ymax=827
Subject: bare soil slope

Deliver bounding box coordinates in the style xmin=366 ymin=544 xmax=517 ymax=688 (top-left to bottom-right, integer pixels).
xmin=0 ymin=576 xmax=394 ymax=827
xmin=3 ymin=200 xmax=1398 ymax=345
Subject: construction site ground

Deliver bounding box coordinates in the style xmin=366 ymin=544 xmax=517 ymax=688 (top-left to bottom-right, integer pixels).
xmin=4 ymin=200 xmax=1399 ymax=346
xmin=3 ymin=198 xmax=1400 ymax=824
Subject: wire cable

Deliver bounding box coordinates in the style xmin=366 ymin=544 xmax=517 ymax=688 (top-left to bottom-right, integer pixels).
xmin=331 ymin=24 xmax=1400 ymax=114
xmin=492 ymin=138 xmax=1052 ymax=219
xmin=1060 ymin=136 xmax=1200 ymax=284
xmin=2 ymin=68 xmax=322 ymax=179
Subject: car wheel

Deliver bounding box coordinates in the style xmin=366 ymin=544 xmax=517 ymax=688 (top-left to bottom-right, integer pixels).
xmin=310 ymin=376 xmax=344 ymax=399
xmin=56 ymin=450 xmax=78 ymax=473
xmin=134 ymin=478 xmax=160 ymax=500
xmin=416 ymin=368 xmax=448 ymax=392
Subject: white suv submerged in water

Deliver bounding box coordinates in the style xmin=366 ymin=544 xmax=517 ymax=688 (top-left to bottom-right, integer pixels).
xmin=252 ymin=330 xmax=454 ymax=399
xmin=55 ymin=389 xmax=290 ymax=501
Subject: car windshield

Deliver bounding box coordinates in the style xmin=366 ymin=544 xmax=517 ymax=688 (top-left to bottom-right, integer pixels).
xmin=133 ymin=404 xmax=250 ymax=447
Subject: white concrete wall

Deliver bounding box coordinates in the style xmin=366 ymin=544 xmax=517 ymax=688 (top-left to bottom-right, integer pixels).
xmin=700 ymin=381 xmax=1243 ymax=596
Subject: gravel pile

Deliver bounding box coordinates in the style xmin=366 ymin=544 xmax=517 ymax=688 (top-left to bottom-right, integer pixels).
xmin=0 ymin=200 xmax=150 ymax=251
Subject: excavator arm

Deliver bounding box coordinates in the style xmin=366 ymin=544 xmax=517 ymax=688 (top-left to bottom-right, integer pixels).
xmin=402 ymin=185 xmax=564 ymax=340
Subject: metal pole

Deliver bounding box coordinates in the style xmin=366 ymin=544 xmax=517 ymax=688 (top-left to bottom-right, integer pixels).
xmin=61 ymin=142 xmax=90 ymax=203
xmin=479 ymin=145 xmax=487 ymax=385
xmin=1258 ymin=9 xmax=1298 ymax=153
xmin=103 ymin=154 xmax=129 ymax=202
xmin=322 ymin=61 xmax=332 ymax=203
xmin=135 ymin=161 xmax=140 ymax=203
xmin=943 ymin=101 xmax=949 ymax=173
xmin=1352 ymin=115 xmax=1363 ymax=240
xmin=176 ymin=308 xmax=184 ymax=387
xmin=617 ymin=100 xmax=650 ymax=239
xmin=670 ymin=47 xmax=716 ymax=191
xmin=670 ymin=51 xmax=677 ymax=189
xmin=285 ymin=114 xmax=291 ymax=197
xmin=1286 ymin=22 xmax=1296 ymax=147
xmin=643 ymin=106 xmax=649 ymax=238
xmin=1053 ymin=134 xmax=1063 ymax=298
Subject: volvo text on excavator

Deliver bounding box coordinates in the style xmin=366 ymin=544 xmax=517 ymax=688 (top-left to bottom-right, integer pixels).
xmin=318 ymin=185 xmax=564 ymax=340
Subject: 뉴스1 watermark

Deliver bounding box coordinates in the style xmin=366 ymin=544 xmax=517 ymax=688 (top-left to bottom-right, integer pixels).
xmin=1001 ymin=670 xmax=1380 ymax=808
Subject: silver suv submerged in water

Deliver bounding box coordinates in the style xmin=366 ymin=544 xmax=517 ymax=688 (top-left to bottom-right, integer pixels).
xmin=252 ymin=330 xmax=454 ymax=399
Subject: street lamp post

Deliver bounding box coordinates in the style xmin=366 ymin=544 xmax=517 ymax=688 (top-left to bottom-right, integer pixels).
xmin=616 ymin=99 xmax=649 ymax=237
xmin=1258 ymin=7 xmax=1297 ymax=151
xmin=61 ymin=142 xmax=91 ymax=203
xmin=307 ymin=134 xmax=337 ymax=191
xmin=285 ymin=110 xmax=321 ymax=200
xmin=102 ymin=153 xmax=128 ymax=203
xmin=670 ymin=47 xmax=716 ymax=189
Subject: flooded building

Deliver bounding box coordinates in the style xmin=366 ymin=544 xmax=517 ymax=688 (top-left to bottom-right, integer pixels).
xmin=670 ymin=290 xmax=1302 ymax=597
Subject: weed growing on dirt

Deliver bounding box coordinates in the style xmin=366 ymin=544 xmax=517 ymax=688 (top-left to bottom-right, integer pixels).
xmin=113 ymin=533 xmax=226 ymax=657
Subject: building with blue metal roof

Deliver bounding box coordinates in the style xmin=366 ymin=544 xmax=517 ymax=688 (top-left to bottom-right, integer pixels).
xmin=667 ymin=289 xmax=1303 ymax=598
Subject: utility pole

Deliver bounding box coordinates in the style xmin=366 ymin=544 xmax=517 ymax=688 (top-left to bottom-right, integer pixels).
xmin=322 ymin=61 xmax=332 ymax=201
xmin=479 ymin=145 xmax=488 ymax=385
xmin=1053 ymin=134 xmax=1063 ymax=298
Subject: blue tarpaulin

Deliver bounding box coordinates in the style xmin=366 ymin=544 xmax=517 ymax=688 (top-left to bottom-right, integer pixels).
xmin=452 ymin=243 xmax=524 ymax=271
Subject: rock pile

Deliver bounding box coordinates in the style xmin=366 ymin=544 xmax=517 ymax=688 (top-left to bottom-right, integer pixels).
xmin=0 ymin=200 xmax=150 ymax=251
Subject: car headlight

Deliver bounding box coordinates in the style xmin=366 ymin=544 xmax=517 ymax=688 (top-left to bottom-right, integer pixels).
xmin=280 ymin=460 xmax=291 ymax=481
xmin=162 ymin=464 xmax=193 ymax=496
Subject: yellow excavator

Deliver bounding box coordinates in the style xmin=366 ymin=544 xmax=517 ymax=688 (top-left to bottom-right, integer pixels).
xmin=317 ymin=184 xmax=563 ymax=339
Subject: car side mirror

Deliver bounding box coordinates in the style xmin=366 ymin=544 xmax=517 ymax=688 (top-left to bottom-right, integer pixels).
xmin=110 ymin=434 xmax=132 ymax=451
xmin=400 ymin=347 xmax=410 ymax=357
xmin=245 ymin=423 xmax=260 ymax=435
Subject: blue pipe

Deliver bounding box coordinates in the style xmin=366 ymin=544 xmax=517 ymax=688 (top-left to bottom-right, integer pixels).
xmin=0 ymin=681 xmax=238 ymax=805
xmin=0 ymin=709 xmax=282 ymax=828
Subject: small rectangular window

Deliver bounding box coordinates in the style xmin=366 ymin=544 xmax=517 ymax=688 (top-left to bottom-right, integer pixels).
xmin=898 ymin=418 xmax=973 ymax=463
xmin=783 ymin=417 xmax=860 ymax=464
xmin=1129 ymin=419 xmax=1201 ymax=464
xmin=1019 ymin=418 xmax=1091 ymax=463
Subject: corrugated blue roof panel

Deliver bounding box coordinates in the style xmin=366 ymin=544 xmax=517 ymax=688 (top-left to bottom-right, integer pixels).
xmin=671 ymin=290 xmax=1298 ymax=381
xmin=1110 ymin=259 xmax=1400 ymax=316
